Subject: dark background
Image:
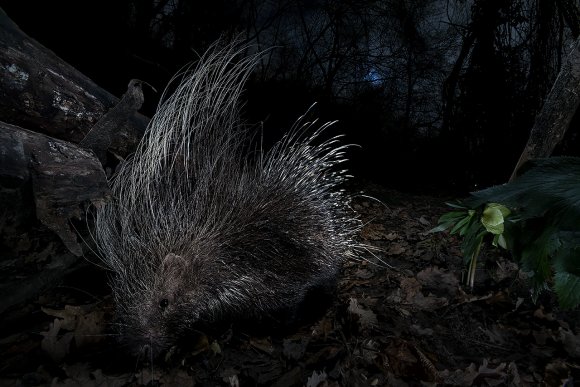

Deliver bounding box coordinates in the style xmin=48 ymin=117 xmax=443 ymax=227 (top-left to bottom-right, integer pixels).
xmin=3 ymin=0 xmax=580 ymax=194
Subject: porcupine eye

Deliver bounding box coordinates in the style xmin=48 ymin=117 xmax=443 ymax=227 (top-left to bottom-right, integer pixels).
xmin=159 ymin=298 xmax=169 ymax=309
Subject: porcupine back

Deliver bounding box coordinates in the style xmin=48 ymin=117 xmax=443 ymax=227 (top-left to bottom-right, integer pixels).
xmin=94 ymin=43 xmax=362 ymax=354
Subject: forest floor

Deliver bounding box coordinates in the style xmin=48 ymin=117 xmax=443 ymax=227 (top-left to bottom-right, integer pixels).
xmin=1 ymin=184 xmax=579 ymax=386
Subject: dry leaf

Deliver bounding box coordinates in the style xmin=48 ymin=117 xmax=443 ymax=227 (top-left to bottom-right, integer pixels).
xmin=399 ymin=277 xmax=448 ymax=310
xmin=411 ymin=293 xmax=449 ymax=311
xmin=159 ymin=369 xmax=195 ymax=387
xmin=220 ymin=368 xmax=240 ymax=387
xmin=387 ymin=243 xmax=407 ymax=255
xmin=42 ymin=305 xmax=83 ymax=330
xmin=306 ymin=370 xmax=327 ymax=387
xmin=361 ymin=223 xmax=388 ymax=240
xmin=311 ymin=317 xmax=334 ymax=338
xmin=41 ymin=318 xmax=73 ymax=362
xmin=42 ymin=305 xmax=106 ymax=348
xmin=250 ymin=337 xmax=275 ymax=354
xmin=283 ymin=337 xmax=309 ymax=361
xmin=400 ymin=278 xmax=422 ymax=301
xmin=55 ymin=364 xmax=129 ymax=387
xmin=348 ymin=298 xmax=378 ymax=328
xmin=418 ymin=216 xmax=430 ymax=226
xmin=75 ymin=310 xmax=106 ymax=347
xmin=559 ymin=327 xmax=580 ymax=358
xmin=416 ymin=267 xmax=459 ymax=297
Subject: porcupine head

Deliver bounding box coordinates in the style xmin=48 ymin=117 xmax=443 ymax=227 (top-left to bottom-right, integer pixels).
xmin=94 ymin=42 xmax=362 ymax=356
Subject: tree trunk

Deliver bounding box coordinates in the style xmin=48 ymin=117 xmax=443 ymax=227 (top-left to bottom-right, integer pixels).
xmin=510 ymin=36 xmax=580 ymax=181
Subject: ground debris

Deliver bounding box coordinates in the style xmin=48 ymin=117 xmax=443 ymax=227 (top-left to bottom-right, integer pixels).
xmin=2 ymin=186 xmax=580 ymax=385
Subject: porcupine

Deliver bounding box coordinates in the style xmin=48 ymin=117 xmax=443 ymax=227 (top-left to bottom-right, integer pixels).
xmin=93 ymin=42 xmax=362 ymax=355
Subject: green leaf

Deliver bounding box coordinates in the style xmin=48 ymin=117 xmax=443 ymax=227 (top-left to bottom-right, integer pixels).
xmin=554 ymin=271 xmax=580 ymax=309
xmin=450 ymin=214 xmax=472 ymax=235
xmin=445 ymin=202 xmax=467 ymax=209
xmin=429 ymin=223 xmax=451 ymax=233
xmin=439 ymin=210 xmax=468 ymax=223
xmin=520 ymin=228 xmax=556 ymax=298
xmin=430 ymin=210 xmax=471 ymax=233
xmin=458 ymin=214 xmax=478 ymax=237
xmin=461 ymin=225 xmax=486 ymax=264
xmin=497 ymin=234 xmax=507 ymax=249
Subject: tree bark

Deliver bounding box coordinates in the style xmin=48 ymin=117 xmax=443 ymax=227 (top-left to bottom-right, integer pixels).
xmin=510 ymin=36 xmax=580 ymax=181
xmin=0 ymin=7 xmax=148 ymax=156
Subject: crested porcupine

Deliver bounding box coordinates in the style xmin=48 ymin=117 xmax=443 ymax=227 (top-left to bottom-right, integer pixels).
xmin=93 ymin=42 xmax=363 ymax=355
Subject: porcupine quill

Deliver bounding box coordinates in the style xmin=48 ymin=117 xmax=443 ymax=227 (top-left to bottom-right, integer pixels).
xmin=93 ymin=42 xmax=363 ymax=355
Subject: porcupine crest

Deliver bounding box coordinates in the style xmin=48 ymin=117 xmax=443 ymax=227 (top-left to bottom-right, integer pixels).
xmin=94 ymin=42 xmax=362 ymax=354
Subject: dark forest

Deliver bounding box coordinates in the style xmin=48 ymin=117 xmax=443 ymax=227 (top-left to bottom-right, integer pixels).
xmin=7 ymin=0 xmax=580 ymax=190
xmin=1 ymin=1 xmax=580 ymax=385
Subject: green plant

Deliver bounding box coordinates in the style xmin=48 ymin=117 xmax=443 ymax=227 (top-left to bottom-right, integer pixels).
xmin=432 ymin=202 xmax=511 ymax=289
xmin=433 ymin=157 xmax=580 ymax=309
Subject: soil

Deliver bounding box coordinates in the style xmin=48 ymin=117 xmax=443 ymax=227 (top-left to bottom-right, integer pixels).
xmin=1 ymin=184 xmax=579 ymax=386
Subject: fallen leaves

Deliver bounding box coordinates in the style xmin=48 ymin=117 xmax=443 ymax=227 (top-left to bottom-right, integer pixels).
xmin=56 ymin=364 xmax=131 ymax=387
xmin=439 ymin=359 xmax=523 ymax=386
xmin=390 ymin=276 xmax=450 ymax=311
xmin=40 ymin=318 xmax=73 ymax=363
xmin=283 ymin=337 xmax=309 ymax=361
xmin=416 ymin=266 xmax=459 ymax=297
xmin=348 ymin=298 xmax=378 ymax=329
xmin=41 ymin=304 xmax=106 ymax=362
xmin=4 ymin=188 xmax=580 ymax=385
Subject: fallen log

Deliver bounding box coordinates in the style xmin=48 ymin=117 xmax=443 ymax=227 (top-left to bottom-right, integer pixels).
xmin=0 ymin=7 xmax=148 ymax=157
xmin=0 ymin=121 xmax=109 ymax=313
